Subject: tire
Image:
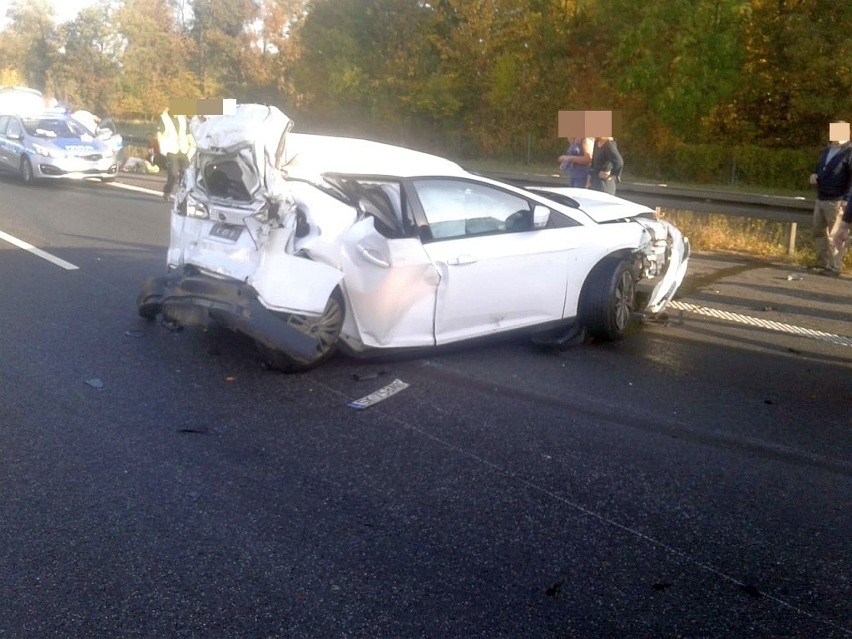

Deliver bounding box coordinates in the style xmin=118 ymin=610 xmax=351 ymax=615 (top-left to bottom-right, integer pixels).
xmin=579 ymin=256 xmax=637 ymax=341
xmin=19 ymin=156 xmax=34 ymax=184
xmin=137 ymin=300 xmax=160 ymax=320
xmin=258 ymin=289 xmax=345 ymax=373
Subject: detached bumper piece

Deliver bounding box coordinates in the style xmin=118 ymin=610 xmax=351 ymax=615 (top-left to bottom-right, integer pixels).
xmin=137 ymin=266 xmax=320 ymax=361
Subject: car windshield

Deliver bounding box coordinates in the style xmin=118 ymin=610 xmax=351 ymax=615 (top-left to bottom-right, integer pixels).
xmin=22 ymin=117 xmax=89 ymax=138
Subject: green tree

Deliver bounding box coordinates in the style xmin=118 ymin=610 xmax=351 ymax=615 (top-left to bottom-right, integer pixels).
xmin=1 ymin=0 xmax=59 ymax=91
xmin=292 ymin=0 xmax=445 ymax=139
xmin=190 ymin=0 xmax=260 ymax=96
xmin=241 ymin=0 xmax=305 ymax=107
xmin=48 ymin=1 xmax=122 ymax=114
xmin=706 ymin=0 xmax=852 ymax=146
xmin=113 ymin=0 xmax=197 ymax=118
xmin=605 ymin=0 xmax=746 ymax=145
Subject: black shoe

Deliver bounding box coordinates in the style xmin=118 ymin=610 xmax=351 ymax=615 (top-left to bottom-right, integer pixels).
xmin=817 ymin=268 xmax=841 ymax=277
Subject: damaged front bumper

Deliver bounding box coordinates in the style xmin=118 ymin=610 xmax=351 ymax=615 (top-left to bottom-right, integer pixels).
xmin=137 ymin=266 xmax=322 ymax=360
xmin=638 ymin=221 xmax=691 ymax=314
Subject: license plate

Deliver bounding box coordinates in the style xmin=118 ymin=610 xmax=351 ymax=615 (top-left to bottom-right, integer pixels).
xmin=210 ymin=224 xmax=242 ymax=241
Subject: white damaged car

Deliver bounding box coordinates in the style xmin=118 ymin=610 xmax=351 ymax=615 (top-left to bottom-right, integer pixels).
xmin=138 ymin=104 xmax=689 ymax=372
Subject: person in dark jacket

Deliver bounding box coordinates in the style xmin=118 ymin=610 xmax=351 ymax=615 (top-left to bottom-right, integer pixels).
xmin=587 ymin=137 xmax=624 ymax=195
xmin=809 ymin=122 xmax=851 ymax=276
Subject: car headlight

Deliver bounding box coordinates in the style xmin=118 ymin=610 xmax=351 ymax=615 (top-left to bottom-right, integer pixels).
xmin=32 ymin=143 xmax=64 ymax=159
xmin=184 ymin=194 xmax=209 ymax=219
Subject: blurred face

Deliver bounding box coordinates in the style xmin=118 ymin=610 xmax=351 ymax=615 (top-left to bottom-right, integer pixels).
xmin=829 ymin=122 xmax=850 ymax=144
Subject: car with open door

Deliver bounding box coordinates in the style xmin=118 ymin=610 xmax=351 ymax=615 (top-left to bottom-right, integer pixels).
xmin=138 ymin=104 xmax=689 ymax=372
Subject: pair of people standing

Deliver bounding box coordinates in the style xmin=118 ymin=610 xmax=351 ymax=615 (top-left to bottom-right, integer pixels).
xmin=559 ymin=136 xmax=623 ymax=194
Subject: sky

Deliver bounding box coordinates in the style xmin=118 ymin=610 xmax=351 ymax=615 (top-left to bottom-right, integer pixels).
xmin=0 ymin=0 xmax=99 ymax=25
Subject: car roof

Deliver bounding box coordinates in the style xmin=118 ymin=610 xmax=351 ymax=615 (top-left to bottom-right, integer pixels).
xmin=284 ymin=133 xmax=469 ymax=179
xmin=0 ymin=88 xmax=46 ymax=115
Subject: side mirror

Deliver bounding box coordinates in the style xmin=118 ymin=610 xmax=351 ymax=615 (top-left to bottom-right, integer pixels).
xmin=533 ymin=204 xmax=550 ymax=229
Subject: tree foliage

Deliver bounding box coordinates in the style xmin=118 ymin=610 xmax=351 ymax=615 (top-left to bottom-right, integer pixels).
xmin=0 ymin=0 xmax=848 ymax=181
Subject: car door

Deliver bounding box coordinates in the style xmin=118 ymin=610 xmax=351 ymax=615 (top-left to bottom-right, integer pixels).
xmin=338 ymin=181 xmax=440 ymax=349
xmin=0 ymin=116 xmax=12 ymax=171
xmin=408 ymin=178 xmax=573 ymax=345
xmin=2 ymin=117 xmax=26 ymax=171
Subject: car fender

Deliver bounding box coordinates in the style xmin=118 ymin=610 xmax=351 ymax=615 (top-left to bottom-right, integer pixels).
xmin=249 ymin=231 xmax=344 ymax=315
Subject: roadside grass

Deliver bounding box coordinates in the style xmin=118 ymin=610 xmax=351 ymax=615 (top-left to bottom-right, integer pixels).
xmin=657 ymin=209 xmax=851 ymax=270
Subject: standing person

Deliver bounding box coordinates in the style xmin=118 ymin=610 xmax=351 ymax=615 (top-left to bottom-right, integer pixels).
xmin=157 ymin=107 xmax=194 ymax=202
xmin=809 ymin=122 xmax=852 ymax=276
xmin=558 ymin=136 xmax=593 ymax=188
xmin=832 ymin=199 xmax=851 ymax=257
xmin=587 ymin=136 xmax=624 ymax=195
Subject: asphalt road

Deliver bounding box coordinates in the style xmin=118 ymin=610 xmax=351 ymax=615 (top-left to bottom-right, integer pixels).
xmin=0 ymin=173 xmax=850 ymax=638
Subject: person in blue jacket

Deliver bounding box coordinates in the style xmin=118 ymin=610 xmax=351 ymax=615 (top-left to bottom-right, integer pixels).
xmin=558 ymin=137 xmax=593 ymax=188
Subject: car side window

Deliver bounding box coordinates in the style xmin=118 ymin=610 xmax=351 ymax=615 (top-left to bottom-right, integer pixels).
xmin=412 ymin=179 xmax=534 ymax=240
xmin=6 ymin=118 xmax=23 ymax=139
xmin=0 ymin=116 xmax=9 ymax=135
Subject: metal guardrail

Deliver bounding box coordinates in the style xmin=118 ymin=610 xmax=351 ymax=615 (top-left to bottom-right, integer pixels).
xmin=479 ymin=170 xmax=815 ymax=255
xmin=479 ymin=170 xmax=814 ymax=224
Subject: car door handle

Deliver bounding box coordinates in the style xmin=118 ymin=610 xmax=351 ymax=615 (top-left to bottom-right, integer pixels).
xmin=446 ymin=254 xmax=478 ymax=266
xmin=358 ymin=245 xmax=390 ymax=268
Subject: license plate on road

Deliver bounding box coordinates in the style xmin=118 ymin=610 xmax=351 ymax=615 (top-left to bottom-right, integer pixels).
xmin=210 ymin=224 xmax=242 ymax=241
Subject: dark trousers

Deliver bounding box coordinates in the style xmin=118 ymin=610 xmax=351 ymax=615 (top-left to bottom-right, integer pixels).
xmin=164 ymin=152 xmax=189 ymax=196
xmin=590 ymin=175 xmax=617 ymax=195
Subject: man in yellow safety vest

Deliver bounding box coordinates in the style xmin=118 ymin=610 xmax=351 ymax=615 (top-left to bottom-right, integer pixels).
xmin=157 ymin=107 xmax=195 ymax=202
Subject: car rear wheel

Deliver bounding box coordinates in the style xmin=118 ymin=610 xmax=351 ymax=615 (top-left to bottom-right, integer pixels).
xmin=580 ymin=256 xmax=637 ymax=341
xmin=19 ymin=157 xmax=34 ymax=184
xmin=257 ymin=289 xmax=345 ymax=373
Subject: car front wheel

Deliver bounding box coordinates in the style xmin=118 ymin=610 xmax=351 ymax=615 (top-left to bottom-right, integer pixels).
xmin=19 ymin=157 xmax=35 ymax=184
xmin=257 ymin=289 xmax=345 ymax=373
xmin=580 ymin=256 xmax=637 ymax=341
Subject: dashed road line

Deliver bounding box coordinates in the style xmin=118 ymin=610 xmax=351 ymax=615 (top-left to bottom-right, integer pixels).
xmin=0 ymin=229 xmax=79 ymax=271
xmin=107 ymin=181 xmax=163 ymax=196
xmin=669 ymin=300 xmax=852 ymax=347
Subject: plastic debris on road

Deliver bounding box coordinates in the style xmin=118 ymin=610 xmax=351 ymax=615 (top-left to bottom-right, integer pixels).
xmin=348 ymin=378 xmax=409 ymax=410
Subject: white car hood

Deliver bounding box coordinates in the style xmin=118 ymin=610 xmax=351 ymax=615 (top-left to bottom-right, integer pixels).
xmin=534 ymin=186 xmax=655 ymax=223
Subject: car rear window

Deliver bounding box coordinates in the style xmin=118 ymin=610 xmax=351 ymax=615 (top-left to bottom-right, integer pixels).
xmin=196 ymin=149 xmax=259 ymax=202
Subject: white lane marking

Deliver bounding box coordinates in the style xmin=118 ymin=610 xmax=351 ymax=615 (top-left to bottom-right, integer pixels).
xmin=0 ymin=180 xmax=158 ymax=271
xmin=107 ymin=181 xmax=163 ymax=197
xmin=0 ymin=229 xmax=79 ymax=271
xmin=668 ymin=300 xmax=852 ymax=348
